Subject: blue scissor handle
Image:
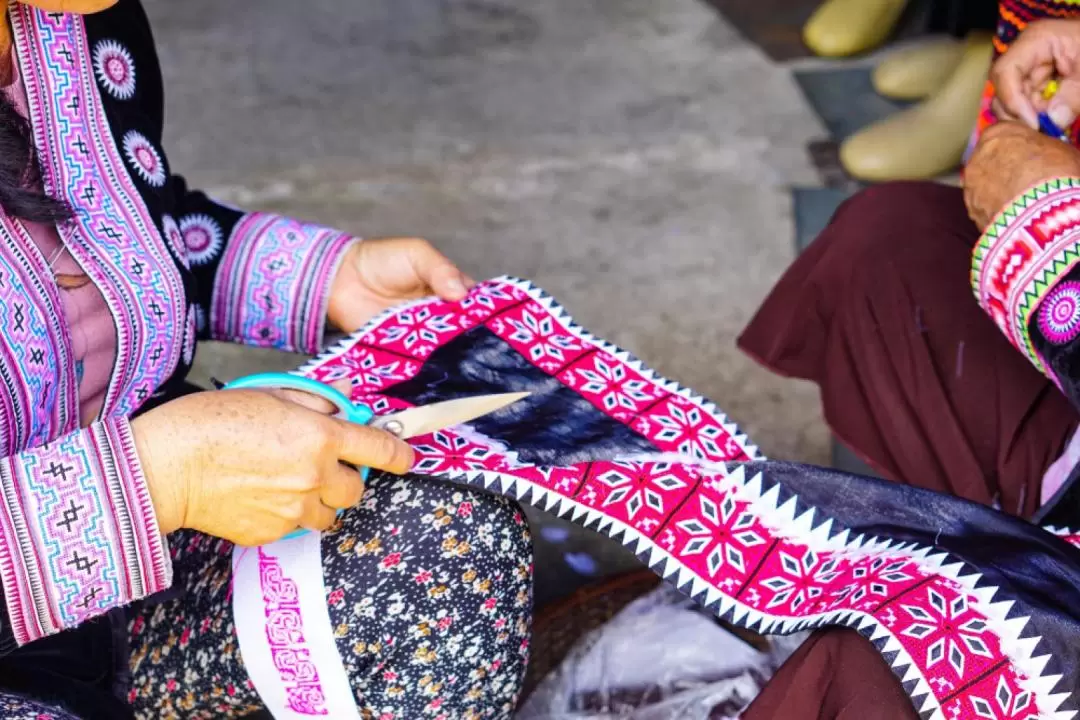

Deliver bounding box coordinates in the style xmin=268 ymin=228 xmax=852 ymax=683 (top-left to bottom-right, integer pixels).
xmin=222 ymin=372 xmax=374 ymax=425
xmin=222 ymin=372 xmax=373 ymax=540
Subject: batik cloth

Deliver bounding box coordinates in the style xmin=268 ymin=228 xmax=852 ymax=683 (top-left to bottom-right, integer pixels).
xmin=229 ymin=276 xmax=1080 ymax=720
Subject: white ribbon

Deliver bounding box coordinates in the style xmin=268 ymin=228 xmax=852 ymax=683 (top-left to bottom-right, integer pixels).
xmin=231 ymin=532 xmax=361 ymax=719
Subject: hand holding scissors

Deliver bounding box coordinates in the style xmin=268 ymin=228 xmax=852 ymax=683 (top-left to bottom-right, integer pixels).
xmin=221 ymin=373 xmax=529 ymax=539
xmin=130 ymin=375 xmax=527 ymax=546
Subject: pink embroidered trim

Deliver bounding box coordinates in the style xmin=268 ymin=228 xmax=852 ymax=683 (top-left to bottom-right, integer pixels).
xmin=307 ymin=281 xmax=757 ymax=463
xmin=0 ymin=418 xmax=170 ymax=645
xmin=257 ymin=547 xmax=329 ymax=716
xmin=302 ymin=278 xmax=1057 ymax=720
xmin=210 ymin=214 xmax=356 ymax=354
xmin=12 ymin=7 xmax=186 ymax=417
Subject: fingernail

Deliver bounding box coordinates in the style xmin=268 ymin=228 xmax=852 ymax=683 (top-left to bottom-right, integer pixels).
xmin=1049 ymin=103 xmax=1075 ymax=130
xmin=446 ymin=276 xmax=466 ymax=296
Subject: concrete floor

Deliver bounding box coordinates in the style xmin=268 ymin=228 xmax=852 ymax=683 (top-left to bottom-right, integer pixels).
xmin=147 ymin=0 xmax=831 ymax=599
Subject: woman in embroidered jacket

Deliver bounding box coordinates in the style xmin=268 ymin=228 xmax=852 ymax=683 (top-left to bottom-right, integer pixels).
xmin=0 ymin=1 xmax=532 ymax=719
xmin=739 ymin=1 xmax=1080 ymax=716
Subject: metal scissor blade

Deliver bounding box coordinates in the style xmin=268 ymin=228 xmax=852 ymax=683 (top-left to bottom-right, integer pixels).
xmin=370 ymin=392 xmax=531 ymax=439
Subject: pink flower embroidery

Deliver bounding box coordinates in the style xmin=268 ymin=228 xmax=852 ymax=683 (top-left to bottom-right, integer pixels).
xmin=458 ymin=502 xmax=473 ymax=517
xmin=328 ymin=588 xmax=345 ymax=606
xmin=382 ymin=552 xmax=403 ymax=569
xmin=414 ymin=569 xmax=433 ymax=584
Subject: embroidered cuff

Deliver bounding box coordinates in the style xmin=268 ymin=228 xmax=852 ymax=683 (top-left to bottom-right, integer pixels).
xmin=972 ymin=177 xmax=1080 ymax=378
xmin=0 ymin=418 xmax=172 ymax=645
xmin=210 ymin=213 xmax=358 ymax=354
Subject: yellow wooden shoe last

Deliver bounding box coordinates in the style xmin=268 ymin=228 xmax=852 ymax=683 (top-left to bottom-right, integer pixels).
xmin=840 ymin=32 xmax=992 ymax=182
xmin=803 ymin=0 xmax=909 ymax=58
xmin=872 ymin=37 xmax=965 ymax=101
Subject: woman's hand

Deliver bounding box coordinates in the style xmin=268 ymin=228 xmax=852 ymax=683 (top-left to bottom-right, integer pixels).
xmin=328 ymin=237 xmax=475 ymax=334
xmin=991 ymin=19 xmax=1080 ymax=128
xmin=130 ymin=388 xmax=414 ymax=546
xmin=964 ymin=122 xmax=1080 ymax=230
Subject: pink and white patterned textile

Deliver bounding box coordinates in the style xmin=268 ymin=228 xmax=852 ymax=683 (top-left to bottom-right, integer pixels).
xmin=235 ymin=277 xmax=1080 ymax=720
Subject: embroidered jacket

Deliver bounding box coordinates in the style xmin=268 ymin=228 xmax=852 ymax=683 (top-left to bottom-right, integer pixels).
xmin=0 ymin=1 xmax=356 ymax=651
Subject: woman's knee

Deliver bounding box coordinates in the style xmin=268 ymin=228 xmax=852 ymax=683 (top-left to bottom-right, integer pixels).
xmin=349 ymin=473 xmax=532 ymax=568
xmin=822 ymin=181 xmax=970 ymax=261
xmin=323 ymin=476 xmax=532 ymax=715
xmin=326 ymin=475 xmax=533 ymax=619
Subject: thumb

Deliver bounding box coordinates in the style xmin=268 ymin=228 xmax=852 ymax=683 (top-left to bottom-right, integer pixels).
xmin=408 ymin=241 xmax=471 ymax=301
xmin=1048 ymin=77 xmax=1080 ymax=129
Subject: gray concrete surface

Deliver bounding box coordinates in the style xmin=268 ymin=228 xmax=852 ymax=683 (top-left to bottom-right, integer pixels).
xmin=147 ymin=0 xmax=830 ymax=597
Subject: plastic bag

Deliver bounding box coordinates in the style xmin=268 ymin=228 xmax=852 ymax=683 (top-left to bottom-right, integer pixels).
xmin=517 ymin=585 xmax=805 ymax=719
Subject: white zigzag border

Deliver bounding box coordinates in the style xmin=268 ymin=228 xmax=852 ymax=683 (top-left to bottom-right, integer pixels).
xmin=437 ymin=462 xmax=1072 ymax=720
xmin=297 ymin=276 xmax=1072 ymax=719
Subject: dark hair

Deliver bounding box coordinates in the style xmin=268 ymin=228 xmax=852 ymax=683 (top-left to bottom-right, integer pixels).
xmin=0 ymin=91 xmax=72 ymax=223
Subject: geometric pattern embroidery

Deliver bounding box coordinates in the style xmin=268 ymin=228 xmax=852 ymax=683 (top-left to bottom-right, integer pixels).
xmin=972 ymin=178 xmax=1080 ymax=377
xmin=14 ymin=7 xmax=186 ymax=419
xmin=92 ymin=38 xmax=135 ymax=101
xmin=256 ymin=548 xmax=329 ymax=716
xmin=210 ymin=214 xmax=356 ymax=355
xmin=303 ymin=278 xmax=1074 ymax=720
xmin=1038 ymin=281 xmax=1080 ymax=345
xmin=0 ymin=419 xmax=170 ymax=645
xmin=0 ymin=218 xmax=78 ymax=455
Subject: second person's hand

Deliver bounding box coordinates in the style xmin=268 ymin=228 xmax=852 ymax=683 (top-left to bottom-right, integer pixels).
xmin=992 ymin=19 xmax=1080 ymax=129
xmin=964 ymin=121 xmax=1080 ymax=230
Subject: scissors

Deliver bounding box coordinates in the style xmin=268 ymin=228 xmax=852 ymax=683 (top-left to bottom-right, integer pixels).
xmin=221 ymin=372 xmax=529 ymax=539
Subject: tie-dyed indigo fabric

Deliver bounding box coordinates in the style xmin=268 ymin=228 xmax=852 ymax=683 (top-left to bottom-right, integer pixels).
xmin=298 ymin=277 xmax=1080 ymax=720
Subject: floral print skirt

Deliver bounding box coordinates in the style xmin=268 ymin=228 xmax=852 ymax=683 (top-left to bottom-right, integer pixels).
xmin=0 ymin=474 xmax=533 ymax=720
